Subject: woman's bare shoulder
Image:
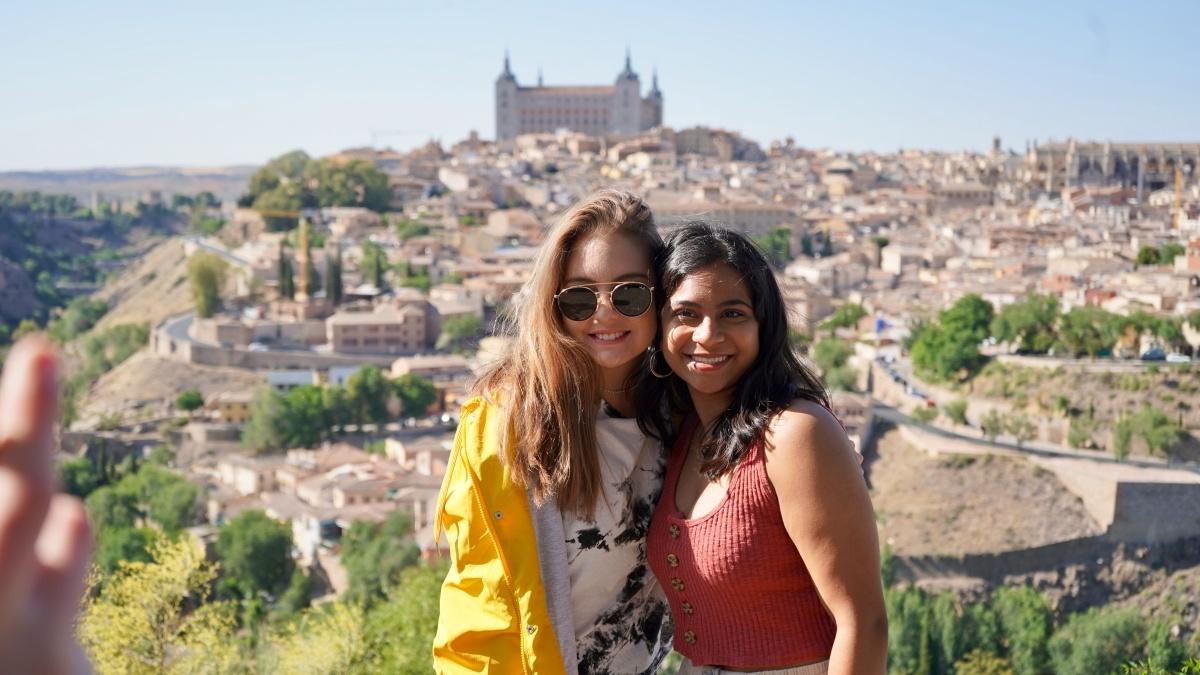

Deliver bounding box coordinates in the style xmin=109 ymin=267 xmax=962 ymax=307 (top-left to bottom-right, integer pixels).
xmin=766 ymin=400 xmax=848 ymax=453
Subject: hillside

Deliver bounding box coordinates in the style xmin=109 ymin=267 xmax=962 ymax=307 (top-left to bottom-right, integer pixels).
xmin=960 ymin=361 xmax=1200 ymax=461
xmin=77 ymin=350 xmax=261 ymax=422
xmin=0 ymin=165 xmax=255 ymax=205
xmin=870 ymin=425 xmax=1102 ymax=557
xmin=92 ymin=237 xmax=194 ymax=331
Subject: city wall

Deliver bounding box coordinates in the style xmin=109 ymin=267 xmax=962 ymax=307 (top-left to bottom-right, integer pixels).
xmin=893 ymin=534 xmax=1200 ymax=586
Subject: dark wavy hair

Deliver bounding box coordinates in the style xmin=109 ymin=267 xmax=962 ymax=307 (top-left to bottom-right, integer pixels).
xmin=649 ymin=221 xmax=830 ymax=479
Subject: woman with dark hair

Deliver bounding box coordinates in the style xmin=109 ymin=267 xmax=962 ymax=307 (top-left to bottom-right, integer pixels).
xmin=434 ymin=189 xmax=674 ymax=674
xmin=646 ymin=223 xmax=886 ymax=675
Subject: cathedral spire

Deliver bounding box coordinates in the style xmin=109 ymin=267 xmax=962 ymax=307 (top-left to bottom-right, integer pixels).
xmin=538 ymin=67 xmax=543 ymax=87
xmin=503 ymin=49 xmax=512 ymax=77
xmin=624 ymin=46 xmax=633 ymax=75
xmin=651 ymin=67 xmax=660 ymax=94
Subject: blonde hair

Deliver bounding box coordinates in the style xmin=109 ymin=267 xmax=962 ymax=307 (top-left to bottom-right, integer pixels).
xmin=475 ymin=189 xmax=662 ymax=518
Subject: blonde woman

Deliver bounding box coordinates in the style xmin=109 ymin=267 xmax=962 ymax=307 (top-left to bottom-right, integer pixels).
xmin=434 ymin=190 xmax=674 ymax=674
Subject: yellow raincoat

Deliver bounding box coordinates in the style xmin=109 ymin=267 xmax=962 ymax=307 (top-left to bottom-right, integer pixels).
xmin=432 ymin=397 xmax=568 ymax=675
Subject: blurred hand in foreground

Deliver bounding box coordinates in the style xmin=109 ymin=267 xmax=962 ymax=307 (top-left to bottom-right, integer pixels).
xmin=0 ymin=335 xmax=92 ymax=674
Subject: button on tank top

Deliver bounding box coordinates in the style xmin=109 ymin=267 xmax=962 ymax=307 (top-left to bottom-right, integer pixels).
xmin=647 ymin=417 xmax=837 ymax=669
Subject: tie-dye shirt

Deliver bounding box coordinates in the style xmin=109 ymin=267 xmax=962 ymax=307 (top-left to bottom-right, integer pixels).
xmin=561 ymin=406 xmax=672 ymax=675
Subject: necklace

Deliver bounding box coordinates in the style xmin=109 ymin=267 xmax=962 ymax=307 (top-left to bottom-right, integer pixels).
xmin=602 ymin=385 xmax=631 ymax=394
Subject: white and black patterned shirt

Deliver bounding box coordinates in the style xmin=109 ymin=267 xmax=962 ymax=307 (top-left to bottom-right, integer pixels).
xmin=562 ymin=406 xmax=672 ymax=675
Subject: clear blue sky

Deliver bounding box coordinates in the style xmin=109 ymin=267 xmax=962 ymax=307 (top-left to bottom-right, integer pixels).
xmin=2 ymin=0 xmax=1197 ymax=171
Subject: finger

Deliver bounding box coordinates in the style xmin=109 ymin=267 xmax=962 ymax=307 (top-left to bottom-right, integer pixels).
xmin=34 ymin=495 xmax=93 ymax=630
xmin=0 ymin=335 xmax=59 ymax=621
xmin=0 ymin=334 xmax=59 ymax=477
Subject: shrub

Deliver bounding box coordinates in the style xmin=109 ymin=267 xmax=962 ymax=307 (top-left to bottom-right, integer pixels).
xmin=944 ymin=399 xmax=969 ymax=426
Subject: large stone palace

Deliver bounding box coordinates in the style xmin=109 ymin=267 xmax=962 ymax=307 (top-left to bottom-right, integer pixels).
xmin=494 ymin=50 xmax=663 ymax=141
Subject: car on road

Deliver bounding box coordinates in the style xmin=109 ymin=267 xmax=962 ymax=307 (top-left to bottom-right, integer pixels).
xmin=1139 ymin=347 xmax=1166 ymax=361
xmin=248 ymin=342 xmax=269 ymax=352
xmin=1166 ymin=353 xmax=1192 ymax=363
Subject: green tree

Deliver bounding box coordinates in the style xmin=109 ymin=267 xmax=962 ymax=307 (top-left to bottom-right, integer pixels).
xmin=361 ymin=241 xmax=388 ymax=289
xmin=278 ymin=246 xmax=295 ymax=299
xmin=394 ymin=219 xmax=431 ymax=242
xmin=1160 ymin=242 xmax=1186 ymax=266
xmin=79 ymin=536 xmax=239 ymax=673
xmin=86 ymin=482 xmax=140 ymax=532
xmin=910 ymin=295 xmax=994 ymax=382
xmin=186 ymin=251 xmax=227 ymax=319
xmin=942 ymin=294 xmax=994 ymax=343
xmin=393 ymin=373 xmax=437 ymax=418
xmin=1049 ymin=606 xmax=1149 ymax=675
xmin=991 ymin=295 xmax=1060 ymax=354
xmin=932 ymin=592 xmax=968 ymax=673
xmin=308 ymin=157 xmax=391 ymax=212
xmin=133 ymin=464 xmax=199 ymax=534
xmin=1154 ymin=318 xmax=1186 ymax=353
xmin=886 ymin=587 xmax=935 ymax=675
xmin=993 ymin=586 xmax=1052 ymax=675
xmin=1058 ymin=306 xmax=1118 ymax=358
xmin=346 ymin=366 xmax=392 ymax=427
xmin=276 ymin=568 xmax=314 ymax=617
xmin=360 ymin=564 xmax=448 ymax=673
xmin=1117 ymin=405 xmax=1184 ymax=458
xmin=58 ymin=456 xmax=100 ymax=498
xmin=93 ymin=526 xmax=156 ymax=574
xmin=254 ymin=183 xmax=304 ymax=231
xmin=341 ymin=510 xmax=421 ymax=605
xmin=400 ymin=273 xmax=431 ymax=291
xmin=266 ymin=602 xmax=366 ymax=673
xmin=800 ymin=232 xmax=815 ymax=257
xmin=912 ymin=322 xmax=986 ymax=381
xmin=47 ymin=296 xmax=108 ymax=343
xmin=322 ymin=385 xmax=353 ymax=435
xmin=1137 ymin=246 xmax=1162 ymax=266
xmin=246 ymin=150 xmax=311 ymax=202
xmin=812 ymin=338 xmax=853 ymax=372
xmin=176 ymin=389 xmax=204 ymax=412
xmin=755 ymin=228 xmax=793 ymax=268
xmin=821 ymin=303 xmax=867 ymax=333
xmin=281 ymin=384 xmax=327 ymax=449
xmin=325 ymin=242 xmax=344 ymax=305
xmin=243 ymin=387 xmax=288 ymax=453
xmin=436 ymin=313 xmax=482 ymax=353
xmin=216 ymin=510 xmax=294 ymax=599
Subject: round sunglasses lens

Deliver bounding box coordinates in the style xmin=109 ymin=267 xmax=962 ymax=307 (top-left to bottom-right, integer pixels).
xmin=557 ymin=287 xmax=597 ymax=321
xmin=611 ymin=284 xmax=652 ymax=317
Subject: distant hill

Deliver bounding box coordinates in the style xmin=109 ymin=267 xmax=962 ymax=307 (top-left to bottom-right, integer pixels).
xmin=0 ymin=165 xmax=256 ymax=205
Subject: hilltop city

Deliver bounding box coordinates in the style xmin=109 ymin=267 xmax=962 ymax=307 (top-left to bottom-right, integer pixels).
xmin=1 ymin=52 xmax=1199 ymax=671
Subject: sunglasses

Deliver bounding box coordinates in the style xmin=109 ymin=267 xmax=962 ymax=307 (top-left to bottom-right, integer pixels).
xmin=554 ymin=282 xmax=655 ymax=321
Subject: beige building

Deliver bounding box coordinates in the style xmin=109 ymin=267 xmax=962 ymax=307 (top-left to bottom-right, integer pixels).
xmin=327 ymin=304 xmax=427 ymax=354
xmin=209 ymin=391 xmax=253 ymax=425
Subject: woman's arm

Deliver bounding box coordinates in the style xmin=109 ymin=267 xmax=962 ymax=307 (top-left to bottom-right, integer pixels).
xmin=764 ymin=401 xmax=887 ymax=675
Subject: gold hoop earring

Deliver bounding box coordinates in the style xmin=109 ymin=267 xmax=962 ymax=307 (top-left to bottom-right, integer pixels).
xmin=648 ymin=348 xmax=673 ymax=379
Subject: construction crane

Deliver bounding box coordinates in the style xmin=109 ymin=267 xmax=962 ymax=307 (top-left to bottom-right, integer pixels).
xmin=1174 ymin=165 xmax=1185 ymax=231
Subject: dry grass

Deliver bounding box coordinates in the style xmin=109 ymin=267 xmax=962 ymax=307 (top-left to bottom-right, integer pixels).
xmin=870 ymin=427 xmax=1102 ymax=556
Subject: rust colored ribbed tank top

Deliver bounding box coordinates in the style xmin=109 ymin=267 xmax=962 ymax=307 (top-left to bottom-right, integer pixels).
xmin=647 ymin=417 xmax=836 ymax=669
